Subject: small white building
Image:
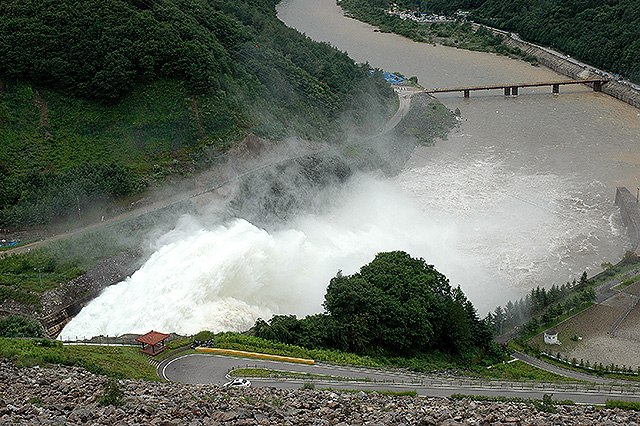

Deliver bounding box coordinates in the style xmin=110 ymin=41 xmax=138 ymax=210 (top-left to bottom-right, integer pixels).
xmin=544 ymin=329 xmax=560 ymax=345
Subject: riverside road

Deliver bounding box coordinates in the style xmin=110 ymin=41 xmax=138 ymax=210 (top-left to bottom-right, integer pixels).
xmin=158 ymin=353 xmax=640 ymax=405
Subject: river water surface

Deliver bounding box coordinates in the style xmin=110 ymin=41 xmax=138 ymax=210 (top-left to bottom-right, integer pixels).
xmin=59 ymin=0 xmax=640 ymax=339
xmin=277 ymin=0 xmax=640 ymax=308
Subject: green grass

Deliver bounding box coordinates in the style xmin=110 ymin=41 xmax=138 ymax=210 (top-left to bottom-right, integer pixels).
xmin=483 ymin=360 xmax=581 ymax=383
xmin=214 ymin=332 xmax=382 ymax=367
xmin=0 ymin=338 xmax=157 ymax=380
xmin=606 ymin=399 xmax=640 ymax=411
xmin=450 ymin=393 xmax=575 ymax=406
xmin=614 ymin=274 xmax=640 ymax=290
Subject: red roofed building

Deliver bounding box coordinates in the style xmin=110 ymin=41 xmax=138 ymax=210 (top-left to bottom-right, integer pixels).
xmin=136 ymin=330 xmax=170 ymax=356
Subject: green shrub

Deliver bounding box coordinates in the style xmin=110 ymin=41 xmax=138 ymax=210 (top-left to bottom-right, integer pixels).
xmin=98 ymin=379 xmax=125 ymax=407
xmin=167 ymin=338 xmax=192 ymax=350
xmin=606 ymin=400 xmax=640 ymax=411
xmin=0 ymin=316 xmax=45 ymax=338
xmin=194 ymin=331 xmax=215 ymax=341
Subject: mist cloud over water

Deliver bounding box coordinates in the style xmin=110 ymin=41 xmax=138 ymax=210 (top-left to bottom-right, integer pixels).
xmin=61 ymin=151 xmax=626 ymax=339
xmin=60 ymin=175 xmax=473 ymax=338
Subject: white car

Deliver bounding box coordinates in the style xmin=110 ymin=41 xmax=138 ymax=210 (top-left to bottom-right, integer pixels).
xmin=223 ymin=378 xmax=251 ymax=387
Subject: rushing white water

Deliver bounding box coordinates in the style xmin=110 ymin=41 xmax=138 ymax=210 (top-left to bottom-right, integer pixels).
xmin=60 ymin=175 xmax=479 ymax=338
xmin=60 ymin=155 xmax=621 ymax=338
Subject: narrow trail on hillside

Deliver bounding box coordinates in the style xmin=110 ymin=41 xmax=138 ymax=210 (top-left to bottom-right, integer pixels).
xmin=2 ymin=87 xmax=418 ymax=258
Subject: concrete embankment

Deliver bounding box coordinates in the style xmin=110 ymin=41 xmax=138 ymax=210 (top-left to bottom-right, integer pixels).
xmin=499 ymin=35 xmax=640 ymax=109
xmin=615 ymin=187 xmax=640 ymax=251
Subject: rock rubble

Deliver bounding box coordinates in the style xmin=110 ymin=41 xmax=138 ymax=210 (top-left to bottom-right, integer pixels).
xmin=2 ymin=359 xmax=640 ymax=425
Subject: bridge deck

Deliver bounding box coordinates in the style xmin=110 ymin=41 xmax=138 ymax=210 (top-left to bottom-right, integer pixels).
xmin=425 ymin=79 xmax=608 ymax=93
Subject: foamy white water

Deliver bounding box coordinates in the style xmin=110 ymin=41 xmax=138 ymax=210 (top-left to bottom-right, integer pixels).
xmin=61 ymin=0 xmax=639 ymax=338
xmin=61 ymin=156 xmax=623 ymax=338
xmin=60 ymin=175 xmax=478 ymax=338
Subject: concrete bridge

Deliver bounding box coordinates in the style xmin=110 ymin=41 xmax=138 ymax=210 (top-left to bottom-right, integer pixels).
xmin=424 ymin=78 xmax=609 ymax=98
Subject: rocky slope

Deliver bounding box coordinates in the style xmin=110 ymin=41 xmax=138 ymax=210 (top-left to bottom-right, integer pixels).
xmin=1 ymin=359 xmax=639 ymax=425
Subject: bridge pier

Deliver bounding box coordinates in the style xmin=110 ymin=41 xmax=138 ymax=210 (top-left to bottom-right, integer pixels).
xmin=552 ymin=84 xmax=559 ymax=94
xmin=463 ymin=89 xmax=469 ymax=98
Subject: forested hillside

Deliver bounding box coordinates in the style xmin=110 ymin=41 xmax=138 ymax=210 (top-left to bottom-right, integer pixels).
xmin=0 ymin=0 xmax=394 ymax=228
xmin=347 ymin=0 xmax=640 ymax=83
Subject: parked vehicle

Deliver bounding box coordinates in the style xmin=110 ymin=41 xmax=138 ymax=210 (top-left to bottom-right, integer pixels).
xmin=223 ymin=378 xmax=251 ymax=387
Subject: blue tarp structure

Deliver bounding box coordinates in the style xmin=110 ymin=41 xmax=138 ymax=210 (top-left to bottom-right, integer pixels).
xmin=382 ymin=72 xmax=404 ymax=83
xmin=370 ymin=70 xmax=405 ymax=83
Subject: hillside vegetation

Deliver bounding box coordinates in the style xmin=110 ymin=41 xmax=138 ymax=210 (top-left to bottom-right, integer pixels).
xmin=0 ymin=0 xmax=395 ymax=228
xmin=342 ymin=0 xmax=640 ymax=83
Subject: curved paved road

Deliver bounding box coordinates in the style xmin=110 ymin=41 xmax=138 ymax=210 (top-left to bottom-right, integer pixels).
xmin=158 ymin=353 xmax=640 ymax=405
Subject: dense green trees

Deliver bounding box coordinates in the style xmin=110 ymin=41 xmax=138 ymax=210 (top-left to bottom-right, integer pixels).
xmin=472 ymin=0 xmax=640 ymax=82
xmin=0 ymin=0 xmax=395 ymax=228
xmin=255 ymin=251 xmax=496 ymax=363
xmin=0 ymin=162 xmax=145 ymax=226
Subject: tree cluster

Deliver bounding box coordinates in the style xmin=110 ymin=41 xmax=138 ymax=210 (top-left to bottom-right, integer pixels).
xmin=0 ymin=162 xmax=144 ymax=227
xmin=485 ymin=273 xmax=596 ymax=337
xmin=0 ymin=0 xmax=395 ymax=228
xmin=255 ymin=251 xmax=496 ymax=364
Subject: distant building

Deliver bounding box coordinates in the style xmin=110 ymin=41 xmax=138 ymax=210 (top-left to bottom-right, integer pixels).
xmin=544 ymin=329 xmax=560 ymax=345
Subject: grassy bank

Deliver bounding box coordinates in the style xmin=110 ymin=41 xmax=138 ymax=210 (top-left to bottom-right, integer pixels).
xmin=338 ymin=0 xmax=537 ymax=64
xmin=0 ymin=338 xmax=157 ymax=380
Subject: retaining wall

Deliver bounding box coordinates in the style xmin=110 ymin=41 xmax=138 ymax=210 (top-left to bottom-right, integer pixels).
xmin=496 ymin=34 xmax=640 ymax=109
xmin=615 ymin=187 xmax=640 ymax=251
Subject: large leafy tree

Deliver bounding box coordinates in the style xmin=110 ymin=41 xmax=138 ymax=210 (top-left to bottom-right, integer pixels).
xmin=256 ymin=251 xmax=494 ymax=360
xmin=324 ymin=251 xmax=487 ymax=356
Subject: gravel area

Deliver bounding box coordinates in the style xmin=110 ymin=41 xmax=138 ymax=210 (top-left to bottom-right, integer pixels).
xmin=564 ymin=334 xmax=640 ymax=369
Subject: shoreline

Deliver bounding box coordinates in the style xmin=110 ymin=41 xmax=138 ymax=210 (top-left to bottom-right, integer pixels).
xmin=495 ymin=30 xmax=640 ymax=109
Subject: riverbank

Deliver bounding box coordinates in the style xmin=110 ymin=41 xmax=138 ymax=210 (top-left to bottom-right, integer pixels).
xmin=499 ymin=34 xmax=640 ymax=109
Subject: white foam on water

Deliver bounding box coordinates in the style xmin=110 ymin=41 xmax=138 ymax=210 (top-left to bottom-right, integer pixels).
xmin=60 ymin=175 xmax=476 ymax=338
xmin=396 ymin=151 xmax=627 ymax=301
xmin=60 ymin=154 xmax=626 ymax=339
